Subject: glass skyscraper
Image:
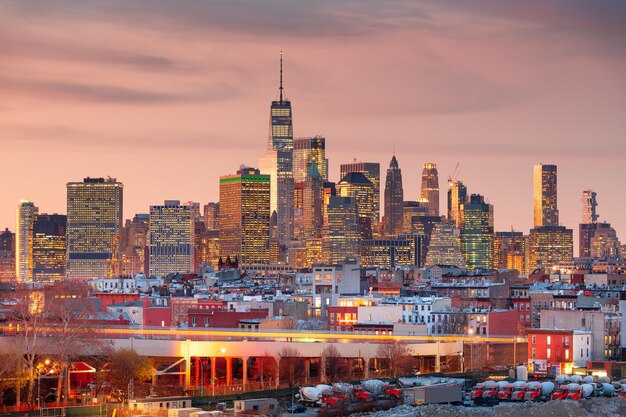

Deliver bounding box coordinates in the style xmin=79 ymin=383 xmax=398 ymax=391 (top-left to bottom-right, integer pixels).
xmin=420 ymin=163 xmax=440 ymax=217
xmin=219 ymin=167 xmax=271 ymax=266
xmin=460 ymin=194 xmax=494 ymax=271
xmin=533 ymin=164 xmax=558 ymax=227
xmin=16 ymin=200 xmax=38 ymax=282
xmin=32 ymin=214 xmax=66 ymax=282
xmin=293 ymin=136 xmax=328 ymax=183
xmin=149 ymin=201 xmax=194 ymax=277
xmin=66 ymin=177 xmax=123 ymax=279
xmin=383 ymin=155 xmax=403 ymax=237
xmin=340 ymin=162 xmax=380 ymax=234
xmin=259 ymin=53 xmax=294 ymax=248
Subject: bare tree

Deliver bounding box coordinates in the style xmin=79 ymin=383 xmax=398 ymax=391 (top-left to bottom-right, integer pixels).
xmin=321 ymin=345 xmax=347 ymax=383
xmin=277 ymin=347 xmax=305 ymax=389
xmin=45 ymin=282 xmax=102 ymax=404
xmin=375 ymin=341 xmax=416 ymax=378
xmin=107 ymin=348 xmax=153 ymax=403
xmin=0 ymin=348 xmax=29 ymax=406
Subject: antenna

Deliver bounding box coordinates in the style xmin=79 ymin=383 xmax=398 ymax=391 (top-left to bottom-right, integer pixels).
xmin=393 ymin=140 xmax=396 ymax=156
xmin=279 ymin=51 xmax=284 ymax=103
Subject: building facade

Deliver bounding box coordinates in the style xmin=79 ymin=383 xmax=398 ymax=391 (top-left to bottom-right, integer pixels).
xmin=383 ymin=155 xmax=404 ymax=237
xmin=460 ymin=194 xmax=494 ymax=271
xmin=324 ymin=196 xmax=360 ymax=264
xmin=425 ymin=222 xmax=467 ymax=269
xmin=533 ymin=164 xmax=558 ymax=227
xmin=339 ymin=162 xmax=380 ymax=234
xmin=293 ymin=136 xmax=328 ymax=183
xmin=337 ymin=172 xmax=375 ymax=240
xmin=31 ymin=214 xmax=67 ymax=282
xmin=0 ymin=228 xmax=15 ymax=282
xmin=420 ymin=163 xmax=440 ymax=217
xmin=148 ymin=201 xmax=195 ymax=277
xmin=16 ymin=200 xmax=38 ymax=282
xmin=527 ymin=226 xmax=573 ymax=273
xmin=66 ymin=177 xmax=123 ymax=279
xmin=219 ymin=167 xmax=271 ymax=266
xmin=447 ymin=180 xmax=467 ymax=228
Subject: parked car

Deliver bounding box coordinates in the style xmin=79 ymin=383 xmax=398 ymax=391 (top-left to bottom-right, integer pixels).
xmin=287 ymin=404 xmax=306 ymax=413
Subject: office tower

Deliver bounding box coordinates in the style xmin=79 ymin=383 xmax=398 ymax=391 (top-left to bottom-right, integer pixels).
xmin=337 ymin=172 xmax=375 ymax=240
xmin=383 ymin=155 xmax=404 ymax=237
xmin=494 ymin=231 xmax=525 ymax=271
xmin=259 ymin=53 xmax=294 ymax=247
xmin=293 ymin=136 xmax=328 ymax=183
xmin=66 ymin=177 xmax=123 ymax=279
xmin=324 ymin=196 xmax=360 ymax=264
xmin=203 ymin=202 xmax=219 ymax=231
xmin=527 ymin=226 xmax=573 ymax=272
xmin=589 ymin=223 xmax=621 ymax=259
xmin=293 ymin=181 xmax=304 ymax=238
xmin=460 ymin=194 xmax=494 ymax=271
xmin=16 ymin=200 xmax=38 ymax=281
xmin=31 ymin=214 xmax=66 ymax=282
xmin=322 ymin=182 xmax=336 ymax=226
xmin=219 ymin=167 xmax=271 ymax=266
xmin=148 ymin=200 xmax=194 ymax=277
xmin=301 ymin=162 xmax=324 ymax=239
xmin=533 ymin=164 xmax=558 ymax=227
xmin=420 ymin=163 xmax=440 ymax=217
xmin=425 ymin=223 xmax=467 ymax=269
xmin=402 ymin=201 xmax=427 ymax=233
xmin=581 ymin=190 xmax=599 ymax=224
xmin=0 ymin=228 xmax=15 ymax=282
xmin=120 ymin=214 xmax=149 ymax=276
xmin=183 ymin=201 xmax=201 ymax=223
xmin=340 ymin=162 xmax=380 ymax=233
xmin=361 ymin=235 xmax=422 ymax=269
xmin=447 ymin=180 xmax=467 ymax=228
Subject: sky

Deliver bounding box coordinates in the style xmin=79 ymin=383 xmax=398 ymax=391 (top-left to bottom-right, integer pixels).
xmin=1 ymin=1 xmax=625 ymax=251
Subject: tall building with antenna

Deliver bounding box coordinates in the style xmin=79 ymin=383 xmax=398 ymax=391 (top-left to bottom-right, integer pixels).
xmin=383 ymin=155 xmax=404 ymax=237
xmin=259 ymin=52 xmax=294 ymax=251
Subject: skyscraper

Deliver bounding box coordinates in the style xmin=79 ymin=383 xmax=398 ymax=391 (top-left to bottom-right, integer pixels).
xmin=301 ymin=161 xmax=324 ymax=239
xmin=527 ymin=226 xmax=573 ymax=272
xmin=528 ymin=164 xmax=572 ymax=271
xmin=203 ymin=202 xmax=219 ymax=231
xmin=533 ymin=164 xmax=558 ymax=227
xmin=383 ymin=155 xmax=404 ymax=237
xmin=219 ymin=167 xmax=271 ymax=266
xmin=425 ymin=223 xmax=466 ymax=269
xmin=340 ymin=161 xmax=380 ymax=233
xmin=581 ymin=190 xmax=599 ymax=224
xmin=31 ymin=214 xmax=66 ymax=282
xmin=494 ymin=231 xmax=525 ymax=272
xmin=324 ymin=196 xmax=360 ymax=264
xmin=259 ymin=53 xmax=294 ymax=247
xmin=420 ymin=163 xmax=440 ymax=217
xmin=66 ymin=177 xmax=123 ymax=279
xmin=0 ymin=228 xmax=15 ymax=283
xmin=447 ymin=180 xmax=467 ymax=228
xmin=293 ymin=136 xmax=328 ymax=183
xmin=337 ymin=172 xmax=375 ymax=240
xmin=460 ymin=194 xmax=494 ymax=271
xmin=149 ymin=201 xmax=195 ymax=277
xmin=16 ymin=200 xmax=38 ymax=282
xmin=120 ymin=214 xmax=149 ymax=276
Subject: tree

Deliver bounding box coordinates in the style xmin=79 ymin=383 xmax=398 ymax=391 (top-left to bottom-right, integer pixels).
xmin=277 ymin=347 xmax=305 ymax=389
xmin=44 ymin=282 xmax=103 ymax=404
xmin=321 ymin=345 xmax=347 ymax=383
xmin=107 ymin=348 xmax=153 ymax=403
xmin=375 ymin=341 xmax=416 ymax=378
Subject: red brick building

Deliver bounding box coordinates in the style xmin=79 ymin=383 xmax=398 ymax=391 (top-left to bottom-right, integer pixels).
xmin=526 ymin=329 xmax=592 ymax=375
xmin=327 ymin=306 xmax=358 ymax=331
xmin=187 ymin=308 xmax=269 ymax=328
xmin=93 ymin=292 xmax=140 ymax=312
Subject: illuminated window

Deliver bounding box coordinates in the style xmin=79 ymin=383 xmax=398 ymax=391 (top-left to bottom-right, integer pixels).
xmin=547 ymin=348 xmax=551 ymax=358
xmin=547 ymin=336 xmax=551 ymax=345
xmin=565 ymin=349 xmax=569 ymax=360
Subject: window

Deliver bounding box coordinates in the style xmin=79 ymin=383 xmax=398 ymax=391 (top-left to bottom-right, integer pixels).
xmin=532 ymin=348 xmax=536 ymax=358
xmin=192 ymin=317 xmax=197 ymax=327
xmin=547 ymin=348 xmax=551 ymax=358
xmin=586 ymin=348 xmax=589 ymax=357
xmin=532 ymin=335 xmax=536 ymax=344
xmin=204 ymin=317 xmax=209 ymax=327
xmin=547 ymin=336 xmax=551 ymax=345
xmin=565 ymin=349 xmax=569 ymax=360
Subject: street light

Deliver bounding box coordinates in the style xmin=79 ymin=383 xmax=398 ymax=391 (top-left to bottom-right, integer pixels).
xmin=467 ymin=328 xmax=474 ymax=372
xmin=37 ymin=359 xmax=52 ymax=409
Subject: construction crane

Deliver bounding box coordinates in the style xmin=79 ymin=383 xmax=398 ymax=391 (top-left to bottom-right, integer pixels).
xmin=448 ymin=162 xmax=460 ymax=186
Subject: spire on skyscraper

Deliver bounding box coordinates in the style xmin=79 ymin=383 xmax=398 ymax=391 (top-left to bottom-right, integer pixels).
xmin=279 ymin=51 xmax=284 ymax=103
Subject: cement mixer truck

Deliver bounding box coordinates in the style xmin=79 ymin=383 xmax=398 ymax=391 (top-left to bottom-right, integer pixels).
xmin=550 ymin=383 xmax=572 ymax=401
xmin=509 ymin=381 xmax=529 ymax=401
xmin=524 ymin=381 xmax=554 ymax=402
xmin=566 ymin=383 xmax=594 ymax=400
xmin=297 ymin=387 xmax=325 ymax=407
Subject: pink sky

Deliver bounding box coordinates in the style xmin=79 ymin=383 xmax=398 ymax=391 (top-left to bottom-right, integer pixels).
xmin=1 ymin=1 xmax=625 ymax=251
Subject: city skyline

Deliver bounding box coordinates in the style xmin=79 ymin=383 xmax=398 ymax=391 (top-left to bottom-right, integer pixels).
xmin=1 ymin=1 xmax=625 ymax=249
